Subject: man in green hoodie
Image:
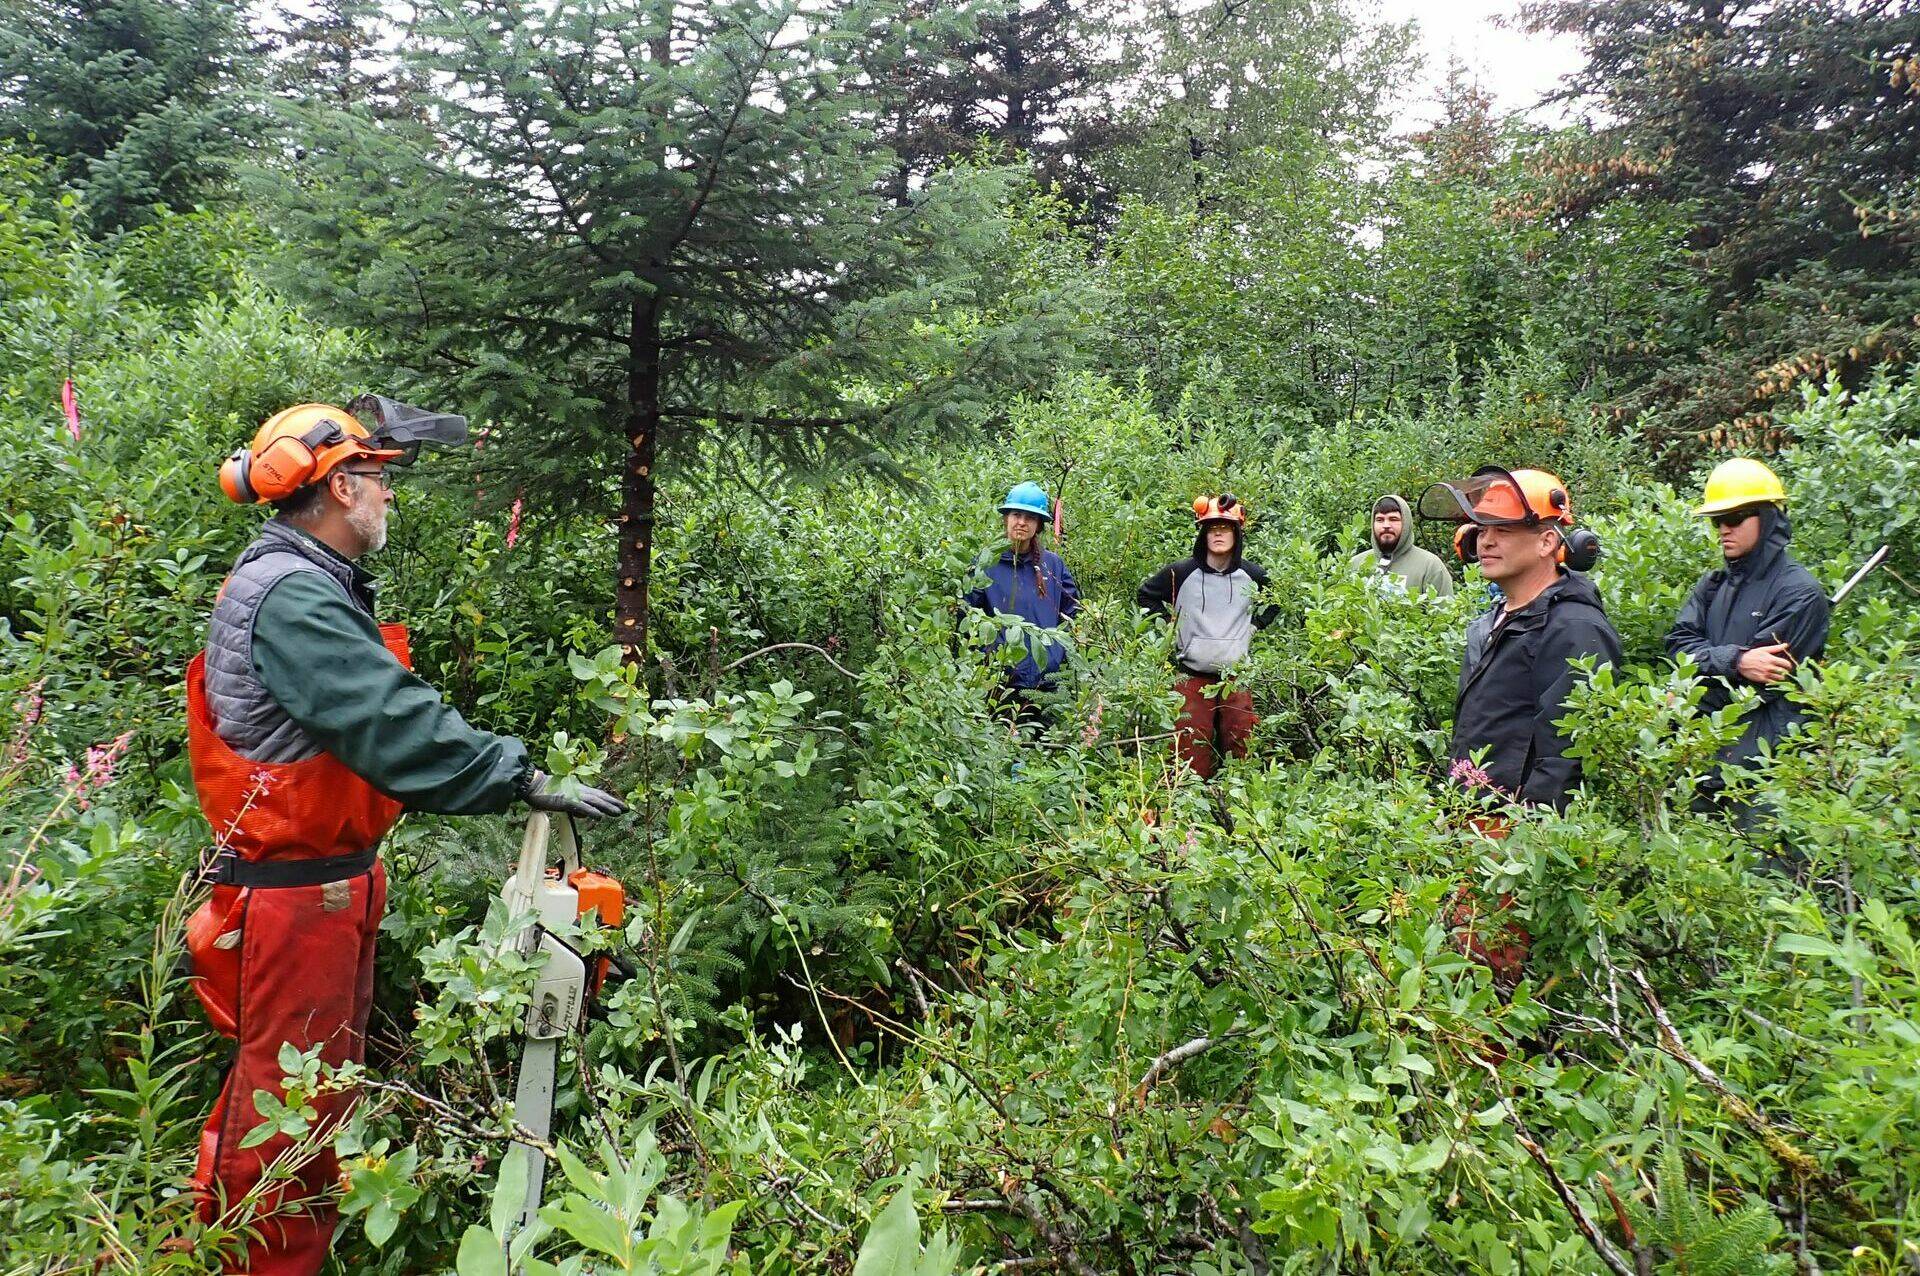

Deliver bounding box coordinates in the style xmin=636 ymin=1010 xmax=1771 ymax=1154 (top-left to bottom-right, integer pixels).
xmin=1351 ymin=494 xmax=1454 ymax=597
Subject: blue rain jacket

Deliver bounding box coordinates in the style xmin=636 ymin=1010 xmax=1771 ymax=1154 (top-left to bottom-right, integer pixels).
xmin=963 ymin=547 xmax=1081 ymax=689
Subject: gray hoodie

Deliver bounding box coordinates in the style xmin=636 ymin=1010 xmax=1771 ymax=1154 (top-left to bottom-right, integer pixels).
xmin=1350 ymin=494 xmax=1455 ymax=597
xmin=1137 ymin=525 xmax=1277 ymax=676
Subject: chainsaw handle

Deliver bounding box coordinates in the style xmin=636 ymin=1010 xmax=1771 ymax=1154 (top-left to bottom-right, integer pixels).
xmin=505 ymin=812 xmax=584 ymax=921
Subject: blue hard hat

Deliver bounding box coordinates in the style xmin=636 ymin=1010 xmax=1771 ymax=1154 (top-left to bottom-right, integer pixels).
xmin=998 ymin=481 xmax=1052 ymax=519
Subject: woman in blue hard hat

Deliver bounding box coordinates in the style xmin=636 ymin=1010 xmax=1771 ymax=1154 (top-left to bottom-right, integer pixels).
xmin=963 ymin=480 xmax=1081 ymax=718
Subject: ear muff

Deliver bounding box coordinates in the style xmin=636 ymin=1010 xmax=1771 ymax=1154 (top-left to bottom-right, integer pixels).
xmin=219 ymin=448 xmax=256 ymax=504
xmin=1454 ymin=525 xmax=1479 ymax=564
xmin=1561 ymin=527 xmax=1602 ymax=572
xmin=220 ymin=420 xmax=349 ymax=504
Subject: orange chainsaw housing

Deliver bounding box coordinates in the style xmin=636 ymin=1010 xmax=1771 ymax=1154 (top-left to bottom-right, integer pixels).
xmin=562 ymin=867 xmax=625 ymax=997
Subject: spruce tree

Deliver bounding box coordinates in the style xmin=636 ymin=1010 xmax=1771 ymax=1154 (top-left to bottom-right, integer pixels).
xmin=263 ymin=0 xmax=1084 ymax=659
xmin=1519 ymin=0 xmax=1920 ymax=448
xmin=0 ymin=0 xmax=255 ymax=229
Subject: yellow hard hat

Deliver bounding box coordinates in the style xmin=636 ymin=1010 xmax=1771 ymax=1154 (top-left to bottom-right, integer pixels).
xmin=1694 ymin=457 xmax=1786 ymax=516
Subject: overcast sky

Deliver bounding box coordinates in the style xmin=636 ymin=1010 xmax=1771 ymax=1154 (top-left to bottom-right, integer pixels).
xmin=1375 ymin=0 xmax=1588 ymax=132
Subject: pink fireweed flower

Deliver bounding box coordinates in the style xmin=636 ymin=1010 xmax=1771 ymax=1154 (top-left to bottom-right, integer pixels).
xmin=1448 ymin=756 xmax=1501 ymax=795
xmin=505 ymin=496 xmax=524 ymax=549
xmin=61 ymin=378 xmax=82 ymax=443
xmin=64 ymin=731 xmax=133 ymax=809
xmin=248 ymin=767 xmax=276 ymax=795
xmin=85 ymin=731 xmax=133 ymax=788
xmin=7 ymin=680 xmax=44 ymax=765
xmin=1080 ymin=693 xmax=1104 ymax=748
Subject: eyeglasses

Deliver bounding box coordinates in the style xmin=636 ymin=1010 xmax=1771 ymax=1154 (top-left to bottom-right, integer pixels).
xmin=1710 ymin=509 xmax=1758 ymax=529
xmin=339 ymin=467 xmax=393 ymax=491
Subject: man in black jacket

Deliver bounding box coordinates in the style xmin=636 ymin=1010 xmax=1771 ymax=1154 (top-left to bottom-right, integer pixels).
xmin=1665 ymin=458 xmax=1829 ymax=782
xmin=1420 ymin=467 xmax=1623 ymax=809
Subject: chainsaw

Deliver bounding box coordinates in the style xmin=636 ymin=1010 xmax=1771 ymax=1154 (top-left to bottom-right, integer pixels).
xmin=497 ymin=810 xmax=628 ymax=1234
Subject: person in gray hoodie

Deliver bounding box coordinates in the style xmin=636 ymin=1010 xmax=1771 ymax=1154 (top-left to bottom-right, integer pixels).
xmin=1351 ymin=494 xmax=1455 ymax=596
xmin=1137 ymin=494 xmax=1277 ymax=778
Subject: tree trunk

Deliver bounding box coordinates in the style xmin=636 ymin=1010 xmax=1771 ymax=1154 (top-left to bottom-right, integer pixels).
xmin=617 ymin=293 xmax=662 ymax=663
xmin=616 ymin=11 xmax=674 ymax=665
xmin=1003 ymin=16 xmax=1029 ymax=152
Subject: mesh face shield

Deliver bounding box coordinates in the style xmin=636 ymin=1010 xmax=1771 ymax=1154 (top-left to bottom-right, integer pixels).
xmin=1418 ymin=467 xmax=1547 ymax=527
xmin=346 ymin=395 xmax=469 ymax=466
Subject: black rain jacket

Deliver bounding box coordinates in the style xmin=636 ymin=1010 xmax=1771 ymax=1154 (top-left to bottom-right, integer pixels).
xmin=1450 ymin=570 xmax=1623 ymax=809
xmin=1664 ymin=506 xmax=1830 ymax=770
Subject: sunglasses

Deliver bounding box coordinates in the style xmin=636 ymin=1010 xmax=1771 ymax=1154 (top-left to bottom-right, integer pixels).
xmin=1710 ymin=509 xmax=1758 ymax=529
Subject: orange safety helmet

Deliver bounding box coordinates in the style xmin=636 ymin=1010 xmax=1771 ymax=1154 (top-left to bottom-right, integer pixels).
xmin=219 ymin=403 xmax=403 ymax=505
xmin=1418 ymin=466 xmax=1572 ymax=528
xmin=1420 ymin=466 xmax=1601 ymax=570
xmin=1192 ymin=493 xmax=1248 ymax=526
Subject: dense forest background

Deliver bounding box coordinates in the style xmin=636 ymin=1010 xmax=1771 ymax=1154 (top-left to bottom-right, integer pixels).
xmin=4 ymin=1 xmax=1920 ymax=1272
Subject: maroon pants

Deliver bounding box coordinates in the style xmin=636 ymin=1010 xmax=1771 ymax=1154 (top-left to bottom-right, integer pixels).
xmin=1174 ymin=674 xmax=1256 ymax=779
xmin=190 ymin=862 xmax=386 ymax=1274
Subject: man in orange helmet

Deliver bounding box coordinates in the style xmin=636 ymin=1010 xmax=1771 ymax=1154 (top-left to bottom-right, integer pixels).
xmin=1419 ymin=467 xmax=1621 ymax=810
xmin=189 ymin=400 xmax=624 ymax=1274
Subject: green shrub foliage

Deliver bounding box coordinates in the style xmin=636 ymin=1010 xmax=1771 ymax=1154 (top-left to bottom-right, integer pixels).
xmin=5 ymin=43 xmax=1920 ymax=1271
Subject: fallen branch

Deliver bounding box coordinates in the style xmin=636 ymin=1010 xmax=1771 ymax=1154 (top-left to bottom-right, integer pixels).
xmin=358 ymin=1075 xmax=554 ymax=1156
xmin=1124 ymin=1035 xmax=1215 ymax=1111
xmin=894 ymin=956 xmax=935 ymax=1020
xmin=721 ymin=642 xmax=856 ymax=679
xmin=1628 ymin=969 xmax=1888 ymax=1240
xmin=1597 ymin=1172 xmax=1655 ymax=1276
xmin=1514 ymin=1132 xmax=1635 ymax=1276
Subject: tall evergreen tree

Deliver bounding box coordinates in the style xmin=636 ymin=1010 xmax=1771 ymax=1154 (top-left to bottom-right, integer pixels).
xmin=0 ymin=0 xmax=255 ymax=229
xmin=266 ymin=0 xmax=429 ymax=121
xmin=1101 ymin=0 xmax=1411 ymax=213
xmin=1520 ymin=0 xmax=1920 ymax=449
xmin=874 ymin=0 xmax=1127 ymax=210
xmin=263 ymin=0 xmax=1084 ymax=659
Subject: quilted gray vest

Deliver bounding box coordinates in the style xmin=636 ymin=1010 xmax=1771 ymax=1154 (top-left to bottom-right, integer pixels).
xmin=204 ymin=519 xmax=376 ymax=763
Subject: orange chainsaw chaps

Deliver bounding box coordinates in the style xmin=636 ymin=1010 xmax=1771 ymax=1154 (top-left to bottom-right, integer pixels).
xmin=1449 ymin=815 xmax=1531 ymax=985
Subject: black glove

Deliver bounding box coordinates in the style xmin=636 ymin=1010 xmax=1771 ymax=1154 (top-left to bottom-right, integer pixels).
xmin=520 ymin=770 xmax=628 ymax=819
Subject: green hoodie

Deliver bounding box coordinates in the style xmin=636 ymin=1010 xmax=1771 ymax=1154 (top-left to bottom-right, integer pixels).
xmin=1349 ymin=493 xmax=1455 ymax=597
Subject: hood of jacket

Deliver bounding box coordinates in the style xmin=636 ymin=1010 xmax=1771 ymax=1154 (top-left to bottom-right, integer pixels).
xmin=1369 ymin=494 xmax=1417 ymax=564
xmin=1726 ymin=505 xmax=1792 ymax=581
xmin=1190 ymin=522 xmax=1245 ymax=570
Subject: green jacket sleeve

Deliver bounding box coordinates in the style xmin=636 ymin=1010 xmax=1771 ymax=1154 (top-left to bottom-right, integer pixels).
xmin=251 ymin=572 xmax=532 ymax=814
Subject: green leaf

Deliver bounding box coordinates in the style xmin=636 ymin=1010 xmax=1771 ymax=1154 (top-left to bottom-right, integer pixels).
xmin=1776 ymin=934 xmax=1840 ymax=959
xmin=492 ymin=1149 xmax=531 ymax=1238
xmin=457 ymin=1225 xmax=508 ymax=1276
xmin=852 ymin=1181 xmax=921 ymax=1276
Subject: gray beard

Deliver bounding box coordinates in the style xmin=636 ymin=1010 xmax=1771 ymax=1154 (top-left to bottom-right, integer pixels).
xmin=348 ymin=499 xmax=388 ymax=554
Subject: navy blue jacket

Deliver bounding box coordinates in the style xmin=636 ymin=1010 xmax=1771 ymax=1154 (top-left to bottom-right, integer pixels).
xmin=1665 ymin=507 xmax=1830 ymax=770
xmin=964 ymin=547 xmax=1081 ymax=689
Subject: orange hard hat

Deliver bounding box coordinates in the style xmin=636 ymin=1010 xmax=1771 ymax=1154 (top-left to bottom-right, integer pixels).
xmin=1192 ymin=493 xmax=1248 ymax=526
xmin=220 ymin=403 xmax=403 ymax=504
xmin=1419 ymin=467 xmax=1572 ymax=528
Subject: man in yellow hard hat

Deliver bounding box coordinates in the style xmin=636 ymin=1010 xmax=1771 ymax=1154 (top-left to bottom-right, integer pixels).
xmin=1666 ymin=457 xmax=1829 ymax=794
